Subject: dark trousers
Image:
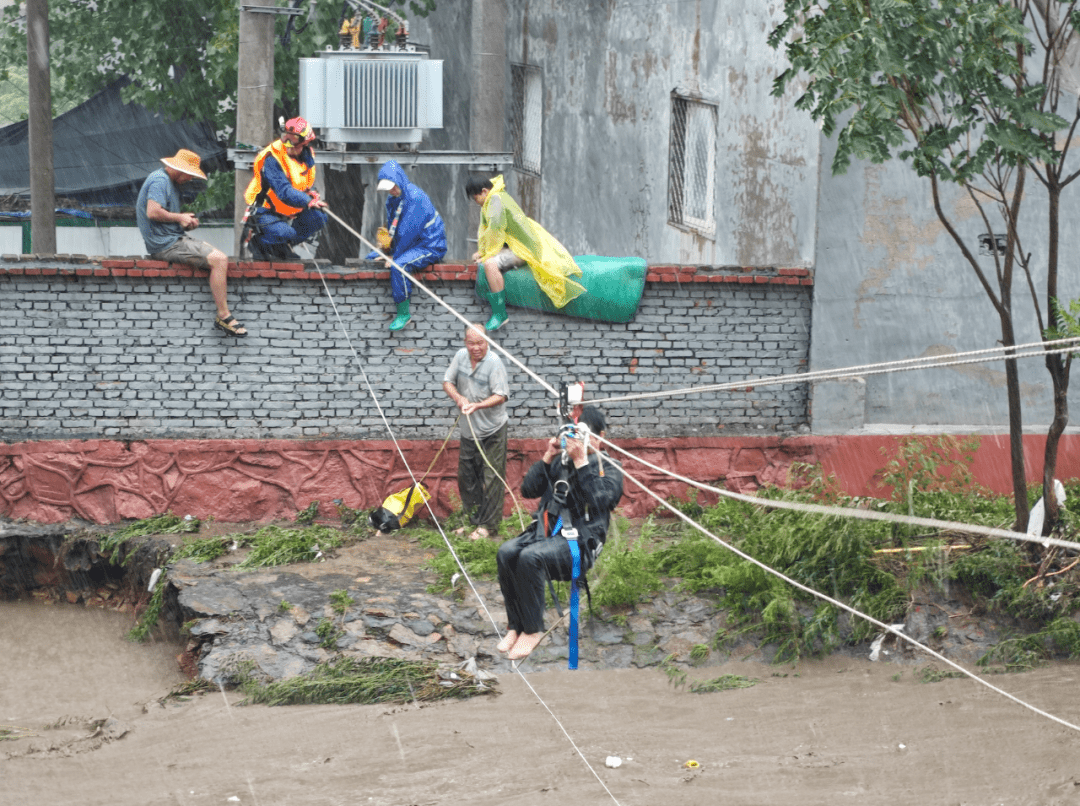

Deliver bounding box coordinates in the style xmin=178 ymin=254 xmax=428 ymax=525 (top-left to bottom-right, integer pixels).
xmin=497 ymin=527 xmax=575 ymax=634
xmin=254 ymin=207 xmax=327 ymax=246
xmin=458 ymin=422 xmax=507 ymax=531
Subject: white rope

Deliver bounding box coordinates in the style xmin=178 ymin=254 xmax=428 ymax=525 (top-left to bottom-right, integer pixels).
xmin=311 ymin=215 xmax=623 ymax=805
xmin=323 ymin=207 xmax=557 ymax=398
xmin=613 ymin=458 xmax=1080 ymax=735
xmin=591 ymin=432 xmax=1080 ymax=552
xmin=586 ymin=338 xmax=1080 ymax=407
xmin=312 ymin=210 xmax=1079 ymax=773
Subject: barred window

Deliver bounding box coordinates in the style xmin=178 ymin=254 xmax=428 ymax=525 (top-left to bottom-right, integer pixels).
xmin=668 ymin=95 xmax=717 ymax=236
xmin=510 ymin=63 xmax=543 ymax=176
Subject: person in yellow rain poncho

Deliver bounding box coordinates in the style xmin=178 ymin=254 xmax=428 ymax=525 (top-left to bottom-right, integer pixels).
xmin=465 ymin=175 xmax=585 ymax=331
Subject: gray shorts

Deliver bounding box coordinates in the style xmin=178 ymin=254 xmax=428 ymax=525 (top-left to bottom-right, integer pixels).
xmin=491 ymin=247 xmax=526 ymax=271
xmin=152 ymin=234 xmax=218 ymax=269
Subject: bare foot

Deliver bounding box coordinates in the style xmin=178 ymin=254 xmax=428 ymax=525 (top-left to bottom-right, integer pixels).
xmin=496 ymin=630 xmax=518 ymax=654
xmin=468 ymin=527 xmax=490 ymax=541
xmin=507 ymin=632 xmax=544 ymax=660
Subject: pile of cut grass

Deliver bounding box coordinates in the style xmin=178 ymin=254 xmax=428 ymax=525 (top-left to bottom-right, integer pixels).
xmin=238 ymin=657 xmax=497 ymax=706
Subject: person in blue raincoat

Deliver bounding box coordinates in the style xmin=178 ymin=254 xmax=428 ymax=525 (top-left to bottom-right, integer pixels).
xmin=366 ymin=160 xmax=448 ymax=331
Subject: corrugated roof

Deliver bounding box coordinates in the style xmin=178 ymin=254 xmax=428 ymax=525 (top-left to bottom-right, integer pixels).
xmin=0 ymin=78 xmax=226 ymax=204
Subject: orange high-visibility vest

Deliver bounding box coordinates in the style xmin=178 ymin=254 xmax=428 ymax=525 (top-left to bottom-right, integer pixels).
xmin=244 ymin=140 xmax=315 ymax=216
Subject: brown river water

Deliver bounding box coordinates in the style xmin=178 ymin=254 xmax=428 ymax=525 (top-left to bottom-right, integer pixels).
xmin=4 ymin=600 xmax=1080 ymax=806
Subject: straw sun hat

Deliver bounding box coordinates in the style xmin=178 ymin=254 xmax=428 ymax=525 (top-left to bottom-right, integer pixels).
xmin=160 ymin=149 xmax=206 ymax=180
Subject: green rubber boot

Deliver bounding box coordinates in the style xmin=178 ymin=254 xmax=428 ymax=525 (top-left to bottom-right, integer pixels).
xmin=388 ymin=299 xmax=411 ymax=331
xmin=484 ymin=291 xmax=509 ymax=331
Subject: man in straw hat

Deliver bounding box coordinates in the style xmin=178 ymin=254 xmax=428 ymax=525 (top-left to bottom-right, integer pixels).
xmin=136 ymin=149 xmax=246 ymax=337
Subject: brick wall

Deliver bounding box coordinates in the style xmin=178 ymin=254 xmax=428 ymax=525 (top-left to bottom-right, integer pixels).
xmin=0 ymin=256 xmax=813 ymax=442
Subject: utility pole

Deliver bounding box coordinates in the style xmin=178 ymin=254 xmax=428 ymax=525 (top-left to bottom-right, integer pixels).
xmin=26 ymin=0 xmax=56 ymax=255
xmin=234 ymin=1 xmax=276 ymax=254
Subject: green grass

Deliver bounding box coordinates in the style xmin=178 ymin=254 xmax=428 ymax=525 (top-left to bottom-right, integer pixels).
xmin=235 ymin=657 xmax=498 ymax=706
xmin=98 ymin=513 xmax=201 ymax=563
xmin=237 ymin=525 xmax=345 ymax=568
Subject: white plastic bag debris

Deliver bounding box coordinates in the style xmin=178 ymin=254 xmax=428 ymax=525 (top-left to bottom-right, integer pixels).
xmin=147 ymin=568 xmax=162 ymax=593
xmin=605 ymin=756 xmax=623 ymax=768
xmin=869 ymin=624 xmax=906 ymax=661
xmin=1027 ymin=479 xmax=1067 ymax=546
xmin=456 ymin=657 xmax=497 ymax=682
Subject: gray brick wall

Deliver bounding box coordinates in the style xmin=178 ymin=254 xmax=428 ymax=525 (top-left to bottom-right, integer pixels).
xmin=0 ymin=272 xmax=811 ymax=440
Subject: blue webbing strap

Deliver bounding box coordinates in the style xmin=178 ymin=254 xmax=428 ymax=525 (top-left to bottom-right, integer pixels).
xmin=551 ymin=514 xmax=581 ymax=671
xmin=567 ymin=535 xmax=581 ymax=671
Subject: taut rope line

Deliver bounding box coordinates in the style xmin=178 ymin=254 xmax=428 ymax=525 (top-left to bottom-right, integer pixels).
xmin=307 ymin=218 xmax=623 ymax=805
xmin=591 ymin=433 xmax=1080 ymax=553
xmin=587 ymin=338 xmax=1080 ymax=407
xmin=323 ymin=206 xmax=557 ymax=398
xmin=613 ymin=457 xmax=1080 ymax=735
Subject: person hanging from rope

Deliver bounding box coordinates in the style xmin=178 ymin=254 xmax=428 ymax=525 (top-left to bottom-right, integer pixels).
xmin=443 ymin=323 xmax=510 ymax=542
xmin=365 ymin=160 xmax=447 ymax=332
xmin=465 ymin=174 xmax=586 ymax=332
xmin=495 ymin=406 xmax=624 ymax=661
xmin=244 ymin=117 xmax=328 ymax=261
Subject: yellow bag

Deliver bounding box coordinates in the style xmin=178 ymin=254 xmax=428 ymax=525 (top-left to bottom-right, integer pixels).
xmin=368 ymin=483 xmax=431 ymax=532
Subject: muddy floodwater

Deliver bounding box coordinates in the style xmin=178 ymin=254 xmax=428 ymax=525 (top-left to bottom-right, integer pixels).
xmin=5 ymin=600 xmax=1080 ymax=805
xmin=1 ymin=601 xmax=185 ymax=722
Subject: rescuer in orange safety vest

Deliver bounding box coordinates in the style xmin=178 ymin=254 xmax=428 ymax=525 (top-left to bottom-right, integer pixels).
xmin=244 ymin=117 xmax=328 ymax=260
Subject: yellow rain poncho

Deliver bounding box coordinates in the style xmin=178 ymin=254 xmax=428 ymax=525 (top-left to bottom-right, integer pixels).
xmin=476 ymin=175 xmax=585 ymax=308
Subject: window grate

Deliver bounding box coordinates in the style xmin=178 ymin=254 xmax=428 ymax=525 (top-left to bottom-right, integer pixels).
xmin=668 ymin=95 xmax=717 ymax=236
xmin=510 ymin=63 xmax=543 ymax=177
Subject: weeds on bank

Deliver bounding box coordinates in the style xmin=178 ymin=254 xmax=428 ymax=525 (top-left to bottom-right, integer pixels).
xmin=233 ymin=657 xmax=498 ymax=706
xmin=98 ymin=512 xmax=200 ymax=563
xmin=660 ymin=654 xmax=758 ymax=693
xmin=653 ymin=437 xmax=1080 ymax=666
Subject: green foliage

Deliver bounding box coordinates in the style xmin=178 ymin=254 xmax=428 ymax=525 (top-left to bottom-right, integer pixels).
xmin=173 ymin=535 xmax=235 ymax=564
xmin=110 ymin=512 xmax=200 ymax=541
xmin=278 ymin=599 xmax=292 ymax=612
xmin=237 ymin=525 xmax=344 ymax=568
xmin=0 ymin=63 xmax=79 ymax=124
xmin=128 ymin=572 xmax=168 ymax=642
xmin=314 ymin=617 xmax=343 ymax=649
xmin=878 ymin=435 xmax=981 ymax=503
xmin=768 ymin=0 xmax=1065 ymax=181
xmin=237 ymin=656 xmax=495 ymax=706
xmin=1047 ymin=298 xmax=1080 ymax=371
xmin=978 ymin=618 xmax=1080 ymax=671
xmin=329 ymin=589 xmax=354 ymax=615
xmin=99 ymin=513 xmax=200 ymax=565
xmin=659 ymin=654 xmax=688 ymax=689
xmin=689 ymin=674 xmax=758 ymax=694
xmin=656 ymin=487 xmax=907 ymax=662
xmin=295 ymin=501 xmax=321 ymax=525
xmin=421 ymin=530 xmax=500 ymax=591
xmin=916 ymin=665 xmax=966 ymax=683
xmin=186 ymin=171 xmax=235 ymax=217
xmin=589 ymin=517 xmax=663 ymax=608
xmin=0 ymin=0 xmax=345 ymax=133
xmin=948 ymin=539 xmax=1028 ymax=596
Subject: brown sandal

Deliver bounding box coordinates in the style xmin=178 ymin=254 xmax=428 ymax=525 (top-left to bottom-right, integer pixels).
xmin=214 ymin=315 xmax=248 ymax=337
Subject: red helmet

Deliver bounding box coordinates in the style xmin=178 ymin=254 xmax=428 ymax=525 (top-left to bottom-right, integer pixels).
xmin=282 ymin=116 xmax=315 ymax=146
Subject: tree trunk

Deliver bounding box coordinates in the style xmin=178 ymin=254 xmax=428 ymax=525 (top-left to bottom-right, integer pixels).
xmin=1000 ymin=311 xmax=1030 ymax=531
xmin=1041 ymin=179 xmax=1069 ymax=531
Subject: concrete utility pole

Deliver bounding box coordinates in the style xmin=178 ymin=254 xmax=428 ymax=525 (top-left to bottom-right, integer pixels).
xmin=234 ymin=0 xmax=276 ymax=254
xmin=469 ymin=0 xmax=507 ymax=244
xmin=26 ymin=0 xmax=56 ymax=255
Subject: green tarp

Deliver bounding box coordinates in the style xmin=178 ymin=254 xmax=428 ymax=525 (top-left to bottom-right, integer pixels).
xmin=475 ymin=255 xmax=646 ymax=324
